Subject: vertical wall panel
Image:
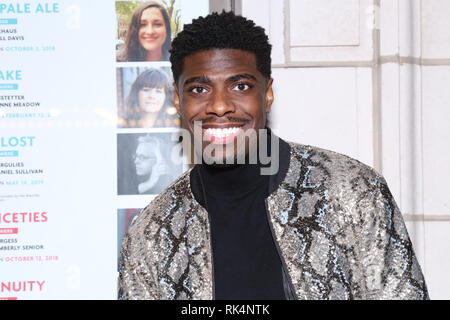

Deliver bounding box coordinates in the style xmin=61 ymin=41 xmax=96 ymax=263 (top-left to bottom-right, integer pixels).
xmin=421 ymin=0 xmax=450 ymax=59
xmin=289 ymin=0 xmax=360 ymax=46
xmin=421 ymin=67 xmax=450 ymax=215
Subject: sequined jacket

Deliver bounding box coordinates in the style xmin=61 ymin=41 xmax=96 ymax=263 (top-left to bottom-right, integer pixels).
xmin=118 ymin=137 xmax=428 ymax=300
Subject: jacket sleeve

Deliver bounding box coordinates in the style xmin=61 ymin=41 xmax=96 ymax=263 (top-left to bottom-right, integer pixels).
xmin=354 ymin=171 xmax=429 ymax=300
xmin=118 ymin=212 xmax=159 ymax=300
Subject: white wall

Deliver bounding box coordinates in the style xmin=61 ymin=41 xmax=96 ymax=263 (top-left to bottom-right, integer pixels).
xmin=240 ymin=0 xmax=450 ymax=299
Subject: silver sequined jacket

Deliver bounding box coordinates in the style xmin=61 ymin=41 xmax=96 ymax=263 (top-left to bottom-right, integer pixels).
xmin=118 ymin=138 xmax=428 ymax=300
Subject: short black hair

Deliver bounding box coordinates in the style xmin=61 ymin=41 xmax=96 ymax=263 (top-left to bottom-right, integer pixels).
xmin=170 ymin=11 xmax=272 ymax=83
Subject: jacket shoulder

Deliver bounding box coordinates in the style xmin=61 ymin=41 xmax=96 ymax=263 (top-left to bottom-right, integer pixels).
xmin=127 ymin=169 xmax=193 ymax=233
xmin=273 ymin=141 xmax=428 ymax=299
xmin=282 ymin=141 xmax=399 ymax=242
xmin=283 ymin=141 xmax=386 ymax=198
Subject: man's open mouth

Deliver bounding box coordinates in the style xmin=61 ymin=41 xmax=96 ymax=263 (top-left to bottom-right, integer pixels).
xmin=202 ymin=125 xmax=245 ymax=144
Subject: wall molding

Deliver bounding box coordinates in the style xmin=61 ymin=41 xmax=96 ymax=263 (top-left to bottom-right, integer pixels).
xmin=272 ymin=56 xmax=450 ymax=69
xmin=404 ymin=214 xmax=450 ymax=222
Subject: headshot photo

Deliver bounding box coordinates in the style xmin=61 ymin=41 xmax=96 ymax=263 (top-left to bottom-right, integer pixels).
xmin=117 ymin=66 xmax=180 ymax=128
xmin=117 ymin=132 xmax=183 ymax=195
xmin=116 ymin=1 xmax=181 ymax=62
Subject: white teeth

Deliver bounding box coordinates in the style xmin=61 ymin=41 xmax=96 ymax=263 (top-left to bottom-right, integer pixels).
xmin=205 ymin=127 xmax=240 ymax=137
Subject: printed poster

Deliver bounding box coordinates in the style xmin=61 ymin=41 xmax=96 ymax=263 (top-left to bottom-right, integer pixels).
xmin=0 ymin=0 xmax=208 ymax=299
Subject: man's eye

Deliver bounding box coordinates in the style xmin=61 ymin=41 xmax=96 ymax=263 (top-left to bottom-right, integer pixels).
xmin=233 ymin=83 xmax=250 ymax=91
xmin=191 ymin=86 xmax=207 ymax=94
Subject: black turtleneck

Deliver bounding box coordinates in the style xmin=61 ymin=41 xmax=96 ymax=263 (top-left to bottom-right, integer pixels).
xmin=191 ymin=134 xmax=286 ymax=300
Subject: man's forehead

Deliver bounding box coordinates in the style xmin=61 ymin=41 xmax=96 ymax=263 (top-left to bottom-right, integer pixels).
xmin=179 ymin=48 xmax=260 ymax=81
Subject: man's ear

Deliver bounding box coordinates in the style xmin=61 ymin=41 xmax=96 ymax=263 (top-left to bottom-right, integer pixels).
xmin=265 ymin=78 xmax=274 ymax=113
xmin=173 ymin=82 xmax=181 ymax=115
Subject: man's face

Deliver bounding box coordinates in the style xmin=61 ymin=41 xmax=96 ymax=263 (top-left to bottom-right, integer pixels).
xmin=174 ymin=49 xmax=274 ymax=164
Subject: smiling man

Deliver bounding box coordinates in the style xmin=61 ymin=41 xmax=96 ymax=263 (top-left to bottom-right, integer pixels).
xmin=118 ymin=11 xmax=428 ymax=300
xmin=174 ymin=48 xmax=274 ymax=167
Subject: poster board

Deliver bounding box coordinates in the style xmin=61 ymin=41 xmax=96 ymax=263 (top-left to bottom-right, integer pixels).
xmin=0 ymin=0 xmax=208 ymax=300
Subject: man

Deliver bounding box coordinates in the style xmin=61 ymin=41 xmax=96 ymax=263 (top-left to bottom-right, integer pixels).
xmin=119 ymin=11 xmax=428 ymax=300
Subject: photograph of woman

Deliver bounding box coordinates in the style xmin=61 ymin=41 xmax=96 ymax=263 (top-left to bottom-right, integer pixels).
xmin=117 ymin=1 xmax=175 ymax=62
xmin=118 ymin=67 xmax=179 ymax=128
xmin=117 ymin=132 xmax=183 ymax=195
xmin=134 ymin=134 xmax=175 ymax=194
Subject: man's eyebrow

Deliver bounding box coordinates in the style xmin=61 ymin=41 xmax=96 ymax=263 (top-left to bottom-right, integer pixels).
xmin=226 ymin=74 xmax=257 ymax=83
xmin=183 ymin=76 xmax=212 ymax=87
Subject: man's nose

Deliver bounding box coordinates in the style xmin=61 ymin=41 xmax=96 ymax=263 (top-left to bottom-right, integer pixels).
xmin=206 ymin=90 xmax=235 ymax=116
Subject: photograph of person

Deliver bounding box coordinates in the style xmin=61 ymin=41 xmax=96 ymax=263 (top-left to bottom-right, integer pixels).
xmin=117 ymin=67 xmax=180 ymax=128
xmin=117 ymin=132 xmax=183 ymax=195
xmin=116 ymin=1 xmax=181 ymax=62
